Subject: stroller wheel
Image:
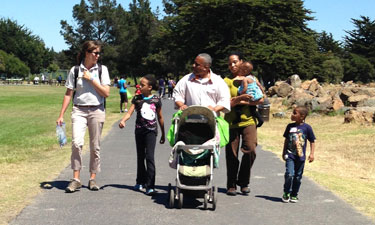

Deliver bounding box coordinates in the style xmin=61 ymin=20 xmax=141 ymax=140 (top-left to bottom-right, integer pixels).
xmin=203 ymin=193 xmax=208 ymax=210
xmin=168 ymin=184 xmax=175 ymax=208
xmin=212 ymin=186 xmax=217 ymax=210
xmin=177 ymin=192 xmax=183 ymax=209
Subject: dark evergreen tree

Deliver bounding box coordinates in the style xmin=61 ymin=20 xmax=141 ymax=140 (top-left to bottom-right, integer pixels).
xmin=157 ymin=0 xmax=319 ymax=85
xmin=316 ymin=31 xmax=343 ymax=54
xmin=0 ymin=18 xmax=53 ymax=74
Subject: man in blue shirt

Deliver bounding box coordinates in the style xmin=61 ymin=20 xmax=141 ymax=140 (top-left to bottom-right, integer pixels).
xmin=118 ymin=76 xmax=128 ymax=112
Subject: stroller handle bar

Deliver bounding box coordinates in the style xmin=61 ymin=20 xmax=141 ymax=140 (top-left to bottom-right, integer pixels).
xmin=176 ymin=145 xmax=215 ymax=152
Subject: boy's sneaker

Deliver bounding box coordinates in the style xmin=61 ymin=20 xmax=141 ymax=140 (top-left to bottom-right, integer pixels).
xmin=282 ymin=192 xmax=290 ymax=203
xmin=134 ymin=184 xmax=144 ymax=191
xmin=88 ymin=179 xmax=99 ymax=191
xmin=65 ymin=179 xmax=82 ymax=193
xmin=146 ymin=188 xmax=156 ymax=196
xmin=124 ymin=109 xmax=128 ymax=112
xmin=290 ymin=196 xmax=299 ymax=203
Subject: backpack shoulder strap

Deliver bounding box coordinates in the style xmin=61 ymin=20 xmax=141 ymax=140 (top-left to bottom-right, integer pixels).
xmin=74 ymin=65 xmax=79 ymax=89
xmin=98 ymin=63 xmax=102 ymax=82
xmin=73 ymin=65 xmax=80 ymax=100
xmin=97 ymin=63 xmax=106 ymax=108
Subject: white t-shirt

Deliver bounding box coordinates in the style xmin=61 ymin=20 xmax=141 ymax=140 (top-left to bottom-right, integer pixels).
xmin=173 ymin=70 xmax=231 ymax=113
xmin=65 ymin=63 xmax=111 ymax=106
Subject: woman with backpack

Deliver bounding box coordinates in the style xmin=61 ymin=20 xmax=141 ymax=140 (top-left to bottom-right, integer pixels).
xmin=56 ymin=40 xmax=111 ymax=193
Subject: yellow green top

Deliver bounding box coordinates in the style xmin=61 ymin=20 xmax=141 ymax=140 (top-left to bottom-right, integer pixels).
xmin=224 ymin=76 xmax=256 ymax=128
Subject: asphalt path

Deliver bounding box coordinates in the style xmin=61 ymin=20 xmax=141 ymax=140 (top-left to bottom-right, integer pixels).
xmin=11 ymin=99 xmax=374 ymax=225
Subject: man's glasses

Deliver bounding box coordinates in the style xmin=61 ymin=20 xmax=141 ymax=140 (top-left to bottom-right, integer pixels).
xmin=88 ymin=50 xmax=101 ymax=56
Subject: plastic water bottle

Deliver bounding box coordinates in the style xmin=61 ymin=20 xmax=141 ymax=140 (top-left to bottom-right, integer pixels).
xmin=56 ymin=123 xmax=67 ymax=148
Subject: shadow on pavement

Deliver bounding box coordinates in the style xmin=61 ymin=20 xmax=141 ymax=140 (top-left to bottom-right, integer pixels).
xmin=100 ymin=184 xmax=133 ymax=190
xmin=40 ymin=180 xmax=69 ymax=190
xmin=255 ymin=195 xmax=282 ymax=202
xmin=218 ymin=187 xmax=227 ymax=193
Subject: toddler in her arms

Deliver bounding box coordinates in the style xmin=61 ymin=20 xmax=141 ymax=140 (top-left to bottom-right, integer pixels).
xmin=234 ymin=61 xmax=265 ymax=127
xmin=282 ymin=106 xmax=316 ymax=203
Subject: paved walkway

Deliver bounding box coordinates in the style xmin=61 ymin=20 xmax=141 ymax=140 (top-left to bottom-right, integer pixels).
xmin=11 ymin=100 xmax=374 ymax=225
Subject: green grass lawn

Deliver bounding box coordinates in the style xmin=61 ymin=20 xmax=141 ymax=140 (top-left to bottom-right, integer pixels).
xmin=0 ymin=85 xmax=128 ymax=224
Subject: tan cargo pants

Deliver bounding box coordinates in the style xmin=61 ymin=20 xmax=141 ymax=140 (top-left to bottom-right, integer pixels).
xmin=71 ymin=105 xmax=105 ymax=173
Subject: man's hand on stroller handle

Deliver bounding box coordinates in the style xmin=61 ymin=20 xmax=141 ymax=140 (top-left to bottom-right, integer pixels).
xmin=179 ymin=105 xmax=188 ymax=110
xmin=176 ymin=101 xmax=188 ymax=110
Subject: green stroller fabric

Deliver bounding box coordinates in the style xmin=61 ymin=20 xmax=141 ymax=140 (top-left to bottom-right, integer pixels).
xmin=167 ymin=110 xmax=229 ymax=148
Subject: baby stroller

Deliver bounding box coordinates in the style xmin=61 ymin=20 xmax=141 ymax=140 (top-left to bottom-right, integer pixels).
xmin=168 ymin=106 xmax=220 ymax=210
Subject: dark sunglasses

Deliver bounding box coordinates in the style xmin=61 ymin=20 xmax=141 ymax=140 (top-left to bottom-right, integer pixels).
xmin=88 ymin=50 xmax=101 ymax=56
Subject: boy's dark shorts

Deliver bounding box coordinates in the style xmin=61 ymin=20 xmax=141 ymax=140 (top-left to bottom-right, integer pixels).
xmin=120 ymin=92 xmax=128 ymax=103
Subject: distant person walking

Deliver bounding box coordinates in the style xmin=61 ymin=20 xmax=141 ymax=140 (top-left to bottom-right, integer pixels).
xmin=33 ymin=76 xmax=39 ymax=85
xmin=158 ymin=77 xmax=165 ymax=98
xmin=167 ymin=78 xmax=175 ymax=99
xmin=118 ymin=76 xmax=128 ymax=113
xmin=281 ymin=106 xmax=316 ymax=203
xmin=41 ymin=74 xmax=45 ymax=85
xmin=119 ymin=74 xmax=165 ymax=196
xmin=56 ymin=40 xmax=110 ymax=193
xmin=57 ymin=75 xmax=62 ymax=86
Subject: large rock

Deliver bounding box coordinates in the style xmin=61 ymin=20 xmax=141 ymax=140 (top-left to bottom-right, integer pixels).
xmin=340 ymin=87 xmax=354 ymax=105
xmin=267 ymin=86 xmax=277 ymax=96
xmin=288 ymin=74 xmax=301 ymax=88
xmin=301 ymin=80 xmax=311 ymax=90
xmin=287 ymin=88 xmax=314 ymax=108
xmin=356 ymin=88 xmax=375 ymax=97
xmin=363 ymin=97 xmax=375 ymax=107
xmin=348 ymin=95 xmax=369 ymax=107
xmin=308 ymin=79 xmax=320 ymax=93
xmin=311 ymin=95 xmax=333 ymax=112
xmin=300 ymin=79 xmax=323 ymax=97
xmin=344 ymin=107 xmax=375 ymax=125
xmin=276 ymin=82 xmax=294 ymax=98
xmin=332 ymin=96 xmax=344 ymax=111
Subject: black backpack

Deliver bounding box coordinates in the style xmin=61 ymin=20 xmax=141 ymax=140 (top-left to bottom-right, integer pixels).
xmin=73 ymin=64 xmax=106 ymax=108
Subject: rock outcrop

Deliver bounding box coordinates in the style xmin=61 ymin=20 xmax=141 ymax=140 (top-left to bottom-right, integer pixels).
xmin=267 ymin=75 xmax=375 ymax=124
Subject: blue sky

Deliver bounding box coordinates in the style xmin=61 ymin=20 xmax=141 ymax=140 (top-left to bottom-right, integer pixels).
xmin=0 ymin=0 xmax=374 ymax=52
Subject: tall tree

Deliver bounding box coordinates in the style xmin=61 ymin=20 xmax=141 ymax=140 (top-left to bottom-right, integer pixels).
xmin=119 ymin=0 xmax=157 ymax=79
xmin=0 ymin=18 xmax=52 ymax=74
xmin=0 ymin=50 xmax=30 ymax=77
xmin=157 ymin=0 xmax=318 ymax=84
xmin=345 ymin=16 xmax=375 ymax=64
xmin=60 ymin=0 xmax=118 ymax=66
xmin=316 ymin=31 xmax=343 ymax=54
xmin=60 ymin=0 xmax=157 ymax=80
xmin=344 ymin=16 xmax=375 ymax=82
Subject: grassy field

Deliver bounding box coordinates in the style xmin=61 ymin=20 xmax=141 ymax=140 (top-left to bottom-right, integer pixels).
xmin=258 ymin=99 xmax=375 ymax=220
xmin=0 ymin=86 xmax=374 ymax=224
xmin=0 ymin=85 xmax=125 ymax=225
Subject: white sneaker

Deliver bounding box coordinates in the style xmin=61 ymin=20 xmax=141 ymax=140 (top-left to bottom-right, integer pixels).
xmin=125 ymin=109 xmax=128 ymax=112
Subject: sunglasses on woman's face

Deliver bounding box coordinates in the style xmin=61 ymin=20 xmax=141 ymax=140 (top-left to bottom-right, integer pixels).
xmin=88 ymin=50 xmax=100 ymax=56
